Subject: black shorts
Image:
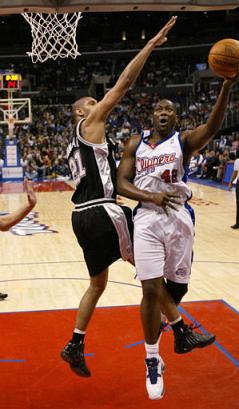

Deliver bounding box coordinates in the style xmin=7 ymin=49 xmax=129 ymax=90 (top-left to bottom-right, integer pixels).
xmin=72 ymin=205 xmax=133 ymax=277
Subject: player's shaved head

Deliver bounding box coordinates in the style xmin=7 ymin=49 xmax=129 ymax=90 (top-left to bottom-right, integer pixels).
xmin=72 ymin=97 xmax=97 ymax=123
xmin=72 ymin=97 xmax=90 ymax=111
xmin=154 ymin=99 xmax=177 ymax=112
xmin=72 ymin=97 xmax=90 ymax=123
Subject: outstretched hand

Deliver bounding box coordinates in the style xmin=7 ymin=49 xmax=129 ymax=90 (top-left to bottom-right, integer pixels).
xmin=149 ymin=16 xmax=177 ymax=48
xmin=223 ymin=71 xmax=239 ymax=88
xmin=24 ymin=177 xmax=37 ymax=208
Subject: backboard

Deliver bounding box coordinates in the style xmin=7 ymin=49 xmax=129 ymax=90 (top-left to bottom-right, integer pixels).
xmin=0 ymin=98 xmax=32 ymax=125
xmin=0 ymin=0 xmax=238 ymax=13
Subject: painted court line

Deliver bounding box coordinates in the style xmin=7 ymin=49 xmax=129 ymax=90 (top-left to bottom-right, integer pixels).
xmin=179 ymin=305 xmax=239 ymax=369
xmin=0 ymin=359 xmax=26 ymax=363
xmin=222 ymin=299 xmax=239 ymax=315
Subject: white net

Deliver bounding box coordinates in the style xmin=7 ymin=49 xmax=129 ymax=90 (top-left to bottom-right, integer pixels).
xmin=22 ymin=12 xmax=82 ymax=63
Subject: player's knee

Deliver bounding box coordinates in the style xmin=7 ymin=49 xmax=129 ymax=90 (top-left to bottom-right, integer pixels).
xmin=142 ymin=280 xmax=160 ymax=301
xmin=90 ymin=277 xmax=107 ymax=296
xmin=164 ymin=279 xmax=188 ymax=305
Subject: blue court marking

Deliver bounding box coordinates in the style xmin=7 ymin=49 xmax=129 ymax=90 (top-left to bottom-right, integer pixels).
xmin=1 ymin=300 xmax=239 ymax=366
xmin=0 ymin=354 xmax=93 ymax=364
xmin=124 ymin=340 xmax=144 ymax=349
xmin=0 ymin=359 xmax=26 ymax=363
xmin=179 ymin=305 xmax=239 ymax=369
xmin=221 ymin=300 xmax=239 ymax=315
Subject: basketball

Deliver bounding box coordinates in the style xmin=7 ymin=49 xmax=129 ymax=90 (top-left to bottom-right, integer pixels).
xmin=208 ymin=38 xmax=239 ymax=78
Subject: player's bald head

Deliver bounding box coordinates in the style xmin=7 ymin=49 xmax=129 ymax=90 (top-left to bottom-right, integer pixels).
xmin=72 ymin=97 xmax=90 ymax=112
xmin=154 ymin=99 xmax=177 ymax=113
xmin=72 ymin=96 xmax=98 ymax=123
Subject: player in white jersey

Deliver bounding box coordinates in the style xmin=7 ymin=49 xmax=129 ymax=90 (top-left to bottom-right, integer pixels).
xmin=60 ymin=17 xmax=188 ymax=380
xmin=117 ymin=74 xmax=239 ymax=399
xmin=133 ymin=128 xmax=194 ymax=284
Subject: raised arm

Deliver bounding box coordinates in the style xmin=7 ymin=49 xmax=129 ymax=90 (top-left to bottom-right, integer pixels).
xmin=0 ymin=178 xmax=37 ymax=231
xmin=92 ymin=16 xmax=177 ymax=121
xmin=183 ymin=76 xmax=239 ymax=154
xmin=117 ymin=136 xmax=180 ymax=211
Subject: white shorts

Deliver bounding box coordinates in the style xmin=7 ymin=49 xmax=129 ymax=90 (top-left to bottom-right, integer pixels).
xmin=133 ymin=205 xmax=194 ymax=284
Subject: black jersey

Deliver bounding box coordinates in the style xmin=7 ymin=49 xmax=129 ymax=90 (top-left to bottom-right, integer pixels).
xmin=67 ymin=119 xmax=117 ymax=205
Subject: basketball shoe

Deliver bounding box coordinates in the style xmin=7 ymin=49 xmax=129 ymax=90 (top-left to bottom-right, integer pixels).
xmin=61 ymin=341 xmax=91 ymax=377
xmin=0 ymin=292 xmax=8 ymax=300
xmin=174 ymin=325 xmax=216 ymax=354
xmin=145 ymin=356 xmax=165 ymax=400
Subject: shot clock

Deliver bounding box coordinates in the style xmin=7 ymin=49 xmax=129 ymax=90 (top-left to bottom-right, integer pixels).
xmin=0 ymin=73 xmax=22 ymax=91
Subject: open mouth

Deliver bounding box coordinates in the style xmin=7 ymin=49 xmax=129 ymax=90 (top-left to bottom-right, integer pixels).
xmin=159 ymin=117 xmax=168 ymax=125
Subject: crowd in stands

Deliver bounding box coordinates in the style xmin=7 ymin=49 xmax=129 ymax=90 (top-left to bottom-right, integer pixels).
xmin=0 ymin=53 xmax=203 ymax=95
xmin=188 ymin=135 xmax=239 ymax=182
xmin=0 ymin=85 xmax=238 ymax=183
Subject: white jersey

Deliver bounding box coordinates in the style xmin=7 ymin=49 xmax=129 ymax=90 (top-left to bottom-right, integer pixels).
xmin=134 ymin=130 xmax=192 ymax=210
xmin=133 ymin=130 xmax=194 ymax=283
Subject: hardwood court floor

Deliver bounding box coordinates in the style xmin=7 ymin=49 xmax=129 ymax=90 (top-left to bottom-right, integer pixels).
xmin=0 ymin=180 xmax=238 ymax=313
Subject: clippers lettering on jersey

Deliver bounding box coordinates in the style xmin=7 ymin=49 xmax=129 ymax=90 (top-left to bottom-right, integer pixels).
xmin=136 ymin=153 xmax=177 ymax=174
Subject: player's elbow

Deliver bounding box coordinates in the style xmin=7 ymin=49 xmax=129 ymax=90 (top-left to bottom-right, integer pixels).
xmin=116 ymin=177 xmax=123 ymax=195
xmin=116 ymin=175 xmax=126 ymax=195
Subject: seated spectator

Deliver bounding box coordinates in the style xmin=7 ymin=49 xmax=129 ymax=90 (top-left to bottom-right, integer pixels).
xmin=231 ymin=135 xmax=239 ymax=152
xmin=43 ymin=154 xmax=52 ymax=177
xmin=188 ymin=151 xmax=203 ymax=177
xmin=53 ymin=156 xmax=70 ymax=179
xmin=34 ymin=152 xmax=46 ymax=179
xmin=204 ymin=150 xmax=220 ymax=180
xmin=216 ymin=149 xmax=230 ymax=182
xmin=25 ymin=160 xmax=38 ymax=180
xmin=218 ymin=135 xmax=228 ymax=151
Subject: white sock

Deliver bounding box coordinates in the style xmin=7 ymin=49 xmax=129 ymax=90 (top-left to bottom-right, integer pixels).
xmin=73 ymin=328 xmax=86 ymax=335
xmin=145 ymin=341 xmax=160 ymax=360
xmin=169 ymin=316 xmax=182 ymax=326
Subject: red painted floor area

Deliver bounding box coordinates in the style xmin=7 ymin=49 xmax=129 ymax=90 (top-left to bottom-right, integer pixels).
xmin=0 ymin=301 xmax=238 ymax=409
xmin=0 ymin=180 xmax=74 ymax=194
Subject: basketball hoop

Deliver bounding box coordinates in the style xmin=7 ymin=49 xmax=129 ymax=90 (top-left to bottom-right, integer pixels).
xmin=22 ymin=12 xmax=82 ymax=63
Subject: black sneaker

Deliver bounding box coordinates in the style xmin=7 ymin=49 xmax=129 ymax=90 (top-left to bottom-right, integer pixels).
xmin=0 ymin=292 xmax=8 ymax=300
xmin=61 ymin=341 xmax=91 ymax=377
xmin=231 ymin=224 xmax=239 ymax=229
xmin=174 ymin=325 xmax=216 ymax=354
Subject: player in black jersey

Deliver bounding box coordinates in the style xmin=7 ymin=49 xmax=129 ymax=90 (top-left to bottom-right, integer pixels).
xmin=60 ymin=17 xmax=183 ymax=378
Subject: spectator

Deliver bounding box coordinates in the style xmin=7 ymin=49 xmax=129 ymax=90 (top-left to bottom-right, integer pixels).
xmin=188 ymin=151 xmax=203 ymax=177
xmin=229 ymin=149 xmax=239 ymax=229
